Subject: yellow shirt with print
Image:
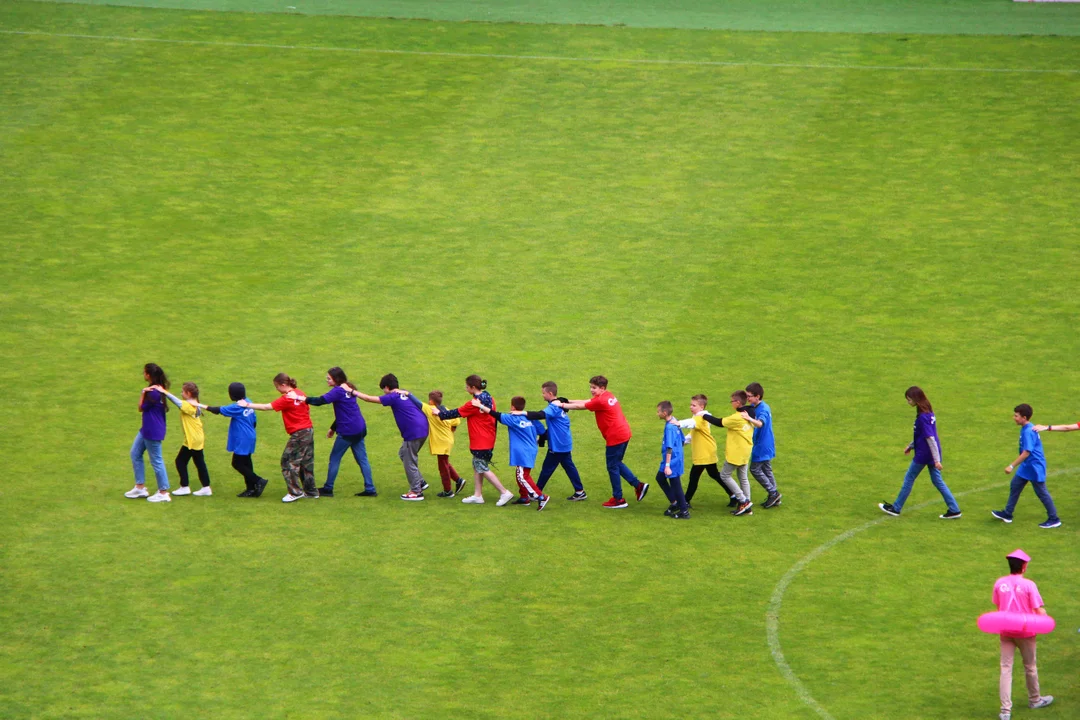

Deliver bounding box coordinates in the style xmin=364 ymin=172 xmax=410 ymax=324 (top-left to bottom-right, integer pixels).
xmin=718 ymin=412 xmax=753 ymax=466
xmin=424 ymin=402 xmax=461 ymax=456
xmin=690 ymin=414 xmax=719 ymax=466
xmin=179 ymin=400 xmax=205 ymax=450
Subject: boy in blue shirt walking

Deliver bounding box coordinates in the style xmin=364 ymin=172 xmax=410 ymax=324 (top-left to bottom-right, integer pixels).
xmin=207 ymin=382 xmax=269 ymax=498
xmin=655 ymin=402 xmax=690 ymax=519
xmin=524 ymin=381 xmax=587 ymax=501
xmin=744 ymin=383 xmax=782 ymax=508
xmin=478 ymin=396 xmax=551 ymax=512
xmin=993 ymin=404 xmax=1061 ymax=529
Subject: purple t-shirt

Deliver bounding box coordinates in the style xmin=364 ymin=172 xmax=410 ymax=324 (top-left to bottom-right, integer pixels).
xmin=379 ymin=393 xmax=429 ymax=441
xmin=321 ymin=385 xmax=367 ymax=437
xmin=140 ymin=389 xmax=168 ymax=442
xmin=912 ymin=412 xmax=941 ymax=465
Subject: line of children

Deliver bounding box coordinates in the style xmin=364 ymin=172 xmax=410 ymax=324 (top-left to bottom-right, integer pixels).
xmin=240 ymin=373 xmax=319 ymax=502
xmin=478 ymin=396 xmax=551 ymax=511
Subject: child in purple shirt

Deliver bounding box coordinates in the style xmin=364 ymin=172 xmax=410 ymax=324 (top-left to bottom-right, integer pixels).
xmin=302 ymin=367 xmax=376 ymax=498
xmin=879 ymin=386 xmax=961 ymax=519
xmin=125 ymin=363 xmax=172 ymax=502
xmin=353 ymin=373 xmax=430 ymax=501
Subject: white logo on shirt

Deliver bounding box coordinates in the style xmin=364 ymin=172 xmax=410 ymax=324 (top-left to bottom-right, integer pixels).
xmin=608 ymin=397 xmax=617 ymax=406
xmin=998 ymin=583 xmax=1012 ymax=593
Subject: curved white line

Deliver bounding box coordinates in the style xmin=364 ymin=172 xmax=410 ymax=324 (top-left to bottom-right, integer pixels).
xmin=1 ymin=29 xmax=1078 ymax=74
xmin=767 ymin=467 xmax=1078 ymax=719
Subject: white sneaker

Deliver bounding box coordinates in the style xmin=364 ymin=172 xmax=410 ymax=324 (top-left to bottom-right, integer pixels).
xmin=124 ymin=486 xmax=149 ymax=499
xmin=999 ymin=713 xmax=1011 ymax=720
xmin=496 ymin=491 xmax=514 ymax=507
xmin=172 ymin=486 xmax=192 ymax=496
xmin=282 ymin=493 xmax=303 ymax=503
xmin=461 ymin=495 xmax=485 ymax=504
xmin=193 ymin=486 xmax=213 ymax=496
xmin=147 ymin=492 xmax=171 ymax=503
xmin=1030 ymin=696 xmax=1054 ymax=710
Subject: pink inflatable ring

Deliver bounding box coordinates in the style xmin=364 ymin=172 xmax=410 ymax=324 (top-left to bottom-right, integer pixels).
xmin=978 ymin=611 xmax=1055 ymax=635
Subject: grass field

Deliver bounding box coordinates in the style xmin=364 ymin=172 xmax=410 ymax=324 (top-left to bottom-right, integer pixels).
xmin=1 ymin=2 xmax=1079 ymax=718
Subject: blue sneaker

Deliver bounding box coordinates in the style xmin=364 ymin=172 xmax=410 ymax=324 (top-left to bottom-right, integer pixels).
xmin=1039 ymin=519 xmax=1061 ymax=529
xmin=991 ymin=510 xmax=1013 ymax=524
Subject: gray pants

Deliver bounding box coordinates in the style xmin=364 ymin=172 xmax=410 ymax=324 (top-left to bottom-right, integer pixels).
xmin=719 ymin=462 xmax=749 ymax=503
xmin=399 ymin=437 xmax=427 ymax=493
xmin=750 ymin=460 xmax=778 ymax=494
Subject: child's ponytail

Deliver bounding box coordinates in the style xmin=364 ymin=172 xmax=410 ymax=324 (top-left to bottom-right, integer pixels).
xmin=273 ymin=372 xmax=298 ymax=389
xmin=465 ymin=374 xmax=486 ymax=392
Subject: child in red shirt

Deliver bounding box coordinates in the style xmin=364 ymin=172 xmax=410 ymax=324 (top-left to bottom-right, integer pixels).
xmin=434 ymin=374 xmax=514 ymax=506
xmin=240 ymin=373 xmax=318 ymax=502
xmin=557 ymin=375 xmax=648 ymax=509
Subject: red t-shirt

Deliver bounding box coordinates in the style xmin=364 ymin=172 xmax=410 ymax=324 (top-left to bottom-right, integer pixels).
xmin=458 ymin=398 xmax=498 ymax=451
xmin=272 ymin=392 xmax=313 ymax=435
xmin=584 ymin=390 xmax=632 ymax=446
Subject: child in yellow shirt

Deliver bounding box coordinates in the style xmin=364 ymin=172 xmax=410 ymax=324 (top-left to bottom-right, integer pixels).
xmin=160 ymin=382 xmax=212 ymax=496
xmin=419 ymin=390 xmax=465 ymax=497
xmin=676 ymin=394 xmax=746 ymax=509
xmin=701 ymin=390 xmax=754 ymax=515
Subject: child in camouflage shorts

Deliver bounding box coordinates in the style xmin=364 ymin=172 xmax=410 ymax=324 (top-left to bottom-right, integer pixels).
xmin=240 ymin=373 xmax=319 ymax=502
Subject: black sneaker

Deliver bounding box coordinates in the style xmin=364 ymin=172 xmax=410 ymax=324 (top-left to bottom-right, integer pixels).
xmin=355 ymin=489 xmax=377 ymax=497
xmin=537 ymin=494 xmax=550 ymax=512
xmin=727 ymin=497 xmax=739 ymax=508
xmin=436 ymin=491 xmax=454 ymax=498
xmin=420 ymin=482 xmax=430 ymax=492
xmin=237 ymin=489 xmax=254 ymax=498
xmin=305 ymin=492 xmax=320 ymax=499
xmin=318 ymin=487 xmax=334 ymax=497
xmin=454 ymin=478 xmax=466 ymax=495
xmin=991 ymin=510 xmax=1013 ymax=524
xmin=567 ymin=491 xmax=588 ymax=501
xmin=664 ymin=503 xmax=677 ymax=517
xmin=511 ymin=497 xmax=531 ymax=505
xmin=252 ymin=478 xmax=268 ymax=498
xmin=673 ymin=509 xmax=691 ymax=520
xmin=764 ymin=492 xmax=783 ymax=509
xmin=878 ymin=502 xmax=900 ymax=517
xmin=939 ymin=510 xmax=962 ymax=519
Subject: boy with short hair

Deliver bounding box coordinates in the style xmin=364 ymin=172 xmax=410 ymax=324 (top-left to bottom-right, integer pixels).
xmin=656 ymin=401 xmax=690 ymax=519
xmin=524 ymin=381 xmax=587 ymax=501
xmin=556 ymin=375 xmax=648 ymax=509
xmin=744 ymin=382 xmax=783 ymax=508
xmin=676 ymin=394 xmax=747 ymax=509
xmin=478 ymin=396 xmax=550 ymax=512
xmin=700 ymin=390 xmax=755 ymax=516
xmin=353 ymin=373 xmax=430 ymax=501
xmin=992 ymin=549 xmax=1054 ymax=720
xmin=992 ymin=405 xmax=1061 ymax=529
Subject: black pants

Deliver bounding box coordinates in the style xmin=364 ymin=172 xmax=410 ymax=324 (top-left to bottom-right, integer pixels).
xmin=685 ymin=463 xmax=726 ymax=503
xmin=175 ymin=446 xmax=211 ymax=488
xmin=231 ymin=453 xmax=265 ymax=491
xmin=655 ymin=471 xmax=688 ymax=511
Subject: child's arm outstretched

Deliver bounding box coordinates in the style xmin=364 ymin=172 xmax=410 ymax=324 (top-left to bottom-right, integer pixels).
xmin=1035 ymin=422 xmax=1080 ymax=433
xmin=237 ymin=399 xmax=275 ymax=411
xmin=554 ymin=400 xmax=588 ymax=410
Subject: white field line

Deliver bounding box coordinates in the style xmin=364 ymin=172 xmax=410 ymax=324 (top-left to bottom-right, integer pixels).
xmin=766 ymin=467 xmax=1078 ymax=720
xmin=1 ymin=29 xmax=1079 ymax=74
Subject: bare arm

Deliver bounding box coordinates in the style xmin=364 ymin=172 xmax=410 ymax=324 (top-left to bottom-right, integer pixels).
xmin=238 ymin=400 xmax=275 ymax=411
xmin=1005 ymin=450 xmax=1030 ymax=474
xmin=740 ymin=410 xmax=763 ymax=428
xmin=664 ymin=450 xmax=672 ymax=476
xmin=354 ymin=391 xmax=382 ymax=404
xmin=1035 ymin=423 xmax=1080 ymax=433
xmin=557 ymin=400 xmax=588 ymax=411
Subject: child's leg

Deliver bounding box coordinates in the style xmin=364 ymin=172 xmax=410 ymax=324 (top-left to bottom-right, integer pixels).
xmin=130 ymin=432 xmax=148 ymax=487
xmin=175 ymin=446 xmax=192 ymax=488
xmin=604 ymin=444 xmax=624 ymax=499
xmin=1000 ymin=636 xmax=1016 ymax=713
xmin=298 ymin=430 xmax=317 ymax=495
xmin=536 ymin=451 xmax=560 ymax=491
xmin=437 ymin=455 xmax=453 ymax=492
xmin=483 ymin=470 xmax=510 ymax=495
xmin=560 ymin=453 xmax=585 ymax=492
xmin=231 ymin=453 xmax=257 ymax=491
xmin=191 ymin=449 xmax=211 ymax=487
xmin=685 ymin=465 xmax=705 ymax=502
xmin=325 ymin=435 xmax=349 ymax=492
xmin=146 ymin=439 xmax=169 ymax=492
xmin=398 ymin=439 xmax=425 ymax=494
xmin=1003 ymin=475 xmax=1028 ymax=517
xmin=654 ymin=471 xmax=674 ymax=503
xmin=927 ymin=465 xmax=960 ymax=513
xmin=718 ymin=463 xmax=747 ymax=502
xmin=447 ymin=459 xmax=461 ymax=483
xmin=470 ymin=454 xmax=486 ymax=497
xmin=351 ymin=436 xmax=376 ymax=493
xmin=615 ymin=442 xmax=641 ymax=488
xmin=893 ymin=461 xmax=924 ymax=511
xmin=1030 ymin=481 xmax=1060 ymax=523
xmin=1017 ymin=637 xmax=1041 ymax=706
xmin=737 ymin=464 xmax=751 ymax=502
xmin=705 ymin=463 xmax=731 ymax=497
xmin=749 ymin=460 xmax=777 ymax=494
xmin=515 ymin=466 xmax=542 ymax=499
xmin=669 ymin=475 xmax=688 ymax=511
xmin=280 ymin=435 xmax=304 ymax=496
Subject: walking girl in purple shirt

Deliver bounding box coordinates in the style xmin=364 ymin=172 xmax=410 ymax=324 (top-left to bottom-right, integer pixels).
xmin=302 ymin=367 xmax=377 ymax=498
xmin=125 ymin=363 xmax=172 ymax=503
xmin=879 ymin=386 xmax=961 ymax=519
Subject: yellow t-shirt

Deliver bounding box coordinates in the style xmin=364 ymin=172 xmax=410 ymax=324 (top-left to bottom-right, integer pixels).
xmin=179 ymin=400 xmax=205 ymax=451
xmin=690 ymin=414 xmax=719 ymax=466
xmin=424 ymin=402 xmax=461 ymax=456
xmin=719 ymin=412 xmax=753 ymax=466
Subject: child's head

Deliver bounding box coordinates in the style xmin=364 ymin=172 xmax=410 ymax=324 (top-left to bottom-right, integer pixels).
xmin=428 ymin=390 xmax=444 ymax=405
xmin=465 ymin=374 xmax=487 ymax=394
xmin=228 ymin=382 xmax=247 ymax=402
xmin=327 ymin=367 xmax=348 ymax=387
xmin=1006 ymin=549 xmax=1030 ymax=575
xmin=690 ymin=394 xmax=707 ymax=413
xmin=181 ymin=382 xmax=199 ymax=401
xmin=379 ymin=373 xmax=399 ymax=392
xmin=541 ymin=381 xmax=558 ymax=401
xmin=1014 ymin=403 xmax=1033 ymax=425
xmin=511 ymin=396 xmax=526 ymax=411
xmin=273 ymin=373 xmax=298 ymax=393
xmin=657 ymin=400 xmax=673 ymax=419
xmin=904 ymin=386 xmax=933 ymax=413
xmin=589 ymin=375 xmax=608 ymax=396
xmin=745 ymin=382 xmax=764 ymax=404
xmin=730 ymin=390 xmax=748 ymax=408
xmin=143 ymin=362 xmax=169 ymax=389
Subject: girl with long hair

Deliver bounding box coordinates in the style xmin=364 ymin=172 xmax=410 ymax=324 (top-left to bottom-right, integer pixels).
xmin=125 ymin=363 xmax=173 ymax=502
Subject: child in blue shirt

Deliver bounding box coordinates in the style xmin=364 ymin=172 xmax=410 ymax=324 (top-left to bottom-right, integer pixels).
xmin=207 ymin=382 xmax=269 ymax=498
xmin=993 ymin=404 xmax=1061 ymax=529
xmin=524 ymin=381 xmax=587 ymax=501
xmin=744 ymin=382 xmax=783 ymax=508
xmin=479 ymin=396 xmax=551 ymax=512
xmin=656 ymin=401 xmax=689 ymax=519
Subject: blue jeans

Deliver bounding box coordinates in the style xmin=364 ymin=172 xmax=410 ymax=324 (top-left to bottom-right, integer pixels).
xmin=325 ymin=433 xmax=375 ymax=492
xmin=893 ymin=460 xmax=958 ymax=513
xmin=536 ymin=450 xmax=584 ymax=492
xmin=604 ymin=441 xmax=640 ymax=500
xmin=1003 ymin=475 xmax=1059 ymax=522
xmin=131 ymin=431 xmax=169 ymax=491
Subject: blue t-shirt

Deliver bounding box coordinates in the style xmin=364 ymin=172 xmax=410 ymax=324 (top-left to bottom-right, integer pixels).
xmin=659 ymin=422 xmax=685 ymax=477
xmin=1016 ymin=422 xmax=1047 ymax=483
xmin=751 ymin=401 xmax=776 ymax=462
xmin=542 ymin=401 xmax=573 ymax=453
xmin=218 ymin=401 xmax=258 ymax=455
xmin=497 ymin=413 xmax=539 ymax=468
xmin=379 ymin=392 xmax=429 ymax=441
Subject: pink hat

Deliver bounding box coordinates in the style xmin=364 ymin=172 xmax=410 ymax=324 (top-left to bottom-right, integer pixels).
xmin=1006 ymin=549 xmax=1031 ymax=562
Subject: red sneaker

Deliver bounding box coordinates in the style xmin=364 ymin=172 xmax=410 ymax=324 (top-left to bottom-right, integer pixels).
xmin=635 ymin=482 xmax=650 ymax=502
xmin=602 ymin=497 xmax=629 ymax=509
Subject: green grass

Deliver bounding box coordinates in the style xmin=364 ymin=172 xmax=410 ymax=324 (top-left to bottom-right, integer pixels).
xmin=1 ymin=2 xmax=1079 ymax=718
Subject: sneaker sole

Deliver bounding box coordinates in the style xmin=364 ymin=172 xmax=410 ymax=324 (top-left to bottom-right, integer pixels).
xmin=991 ymin=512 xmax=1013 ymax=524
xmin=878 ymin=504 xmax=900 ymax=517
xmin=603 ymin=504 xmax=629 ymax=509
xmin=401 ymin=497 xmax=425 ymax=501
xmin=1039 ymin=522 xmax=1062 ymax=529
xmin=939 ymin=513 xmax=962 ymax=519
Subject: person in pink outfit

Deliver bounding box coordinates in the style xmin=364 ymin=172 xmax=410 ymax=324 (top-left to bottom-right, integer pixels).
xmin=992 ymin=549 xmax=1054 ymax=720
